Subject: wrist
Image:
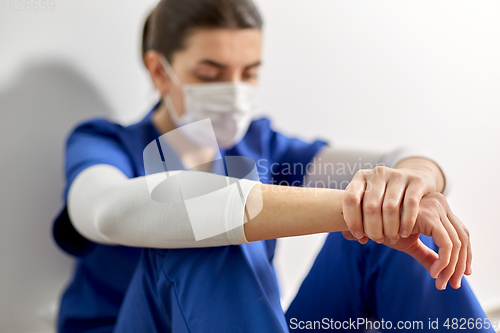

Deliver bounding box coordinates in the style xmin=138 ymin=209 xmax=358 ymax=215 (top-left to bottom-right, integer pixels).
xmin=324 ymin=188 xmax=349 ymax=233
xmin=394 ymin=157 xmax=445 ymax=193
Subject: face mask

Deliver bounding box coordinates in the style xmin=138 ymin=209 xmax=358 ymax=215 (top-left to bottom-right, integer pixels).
xmin=159 ymin=55 xmax=258 ymax=150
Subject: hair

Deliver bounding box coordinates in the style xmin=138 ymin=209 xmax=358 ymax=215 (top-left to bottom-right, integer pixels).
xmin=141 ymin=0 xmax=263 ymax=66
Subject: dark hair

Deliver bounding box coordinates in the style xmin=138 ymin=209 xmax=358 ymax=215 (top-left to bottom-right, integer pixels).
xmin=141 ymin=0 xmax=263 ymax=65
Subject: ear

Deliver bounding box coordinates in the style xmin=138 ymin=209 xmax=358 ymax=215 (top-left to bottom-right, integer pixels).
xmin=145 ymin=50 xmax=171 ymax=95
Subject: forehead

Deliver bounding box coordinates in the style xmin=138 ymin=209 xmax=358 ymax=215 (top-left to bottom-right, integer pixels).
xmin=173 ymin=28 xmax=262 ymax=67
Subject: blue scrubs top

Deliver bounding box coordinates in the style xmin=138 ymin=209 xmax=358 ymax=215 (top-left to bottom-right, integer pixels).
xmin=52 ymin=101 xmax=327 ymax=333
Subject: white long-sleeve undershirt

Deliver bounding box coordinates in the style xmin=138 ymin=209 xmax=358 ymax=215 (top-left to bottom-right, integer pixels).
xmin=67 ymin=145 xmax=449 ymax=249
xmin=304 ymin=145 xmax=450 ymax=196
xmin=68 ymin=165 xmax=260 ymax=248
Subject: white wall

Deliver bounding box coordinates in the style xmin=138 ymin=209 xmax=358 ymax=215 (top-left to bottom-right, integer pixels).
xmin=255 ymin=0 xmax=500 ymax=312
xmin=0 ymin=0 xmax=499 ymax=332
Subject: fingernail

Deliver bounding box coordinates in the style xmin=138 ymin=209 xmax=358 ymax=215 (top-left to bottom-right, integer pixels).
xmin=442 ymin=282 xmax=447 ymax=290
xmin=354 ymin=231 xmax=364 ymax=239
xmin=375 ymin=238 xmax=384 ymax=244
xmin=458 ymin=280 xmax=461 ymax=288
xmin=401 ymin=230 xmax=409 ymax=238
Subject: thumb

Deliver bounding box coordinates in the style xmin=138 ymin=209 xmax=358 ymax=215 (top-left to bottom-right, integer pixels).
xmin=404 ymin=236 xmax=439 ymax=272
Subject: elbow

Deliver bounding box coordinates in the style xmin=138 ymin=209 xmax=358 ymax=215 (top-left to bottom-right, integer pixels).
xmin=93 ymin=204 xmax=122 ymax=242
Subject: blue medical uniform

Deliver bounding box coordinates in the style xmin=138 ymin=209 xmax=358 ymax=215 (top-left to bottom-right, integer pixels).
xmin=53 ymin=101 xmax=493 ymax=333
xmin=52 ymin=100 xmax=325 ymax=332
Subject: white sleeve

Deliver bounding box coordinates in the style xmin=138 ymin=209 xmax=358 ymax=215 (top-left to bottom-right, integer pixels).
xmin=67 ymin=164 xmax=261 ymax=248
xmin=304 ymin=145 xmax=450 ymax=196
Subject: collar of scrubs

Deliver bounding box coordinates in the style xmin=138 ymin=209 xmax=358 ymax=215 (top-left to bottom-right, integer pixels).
xmin=144 ymin=100 xmax=228 ymax=177
xmin=144 ymin=100 xmax=260 ymax=184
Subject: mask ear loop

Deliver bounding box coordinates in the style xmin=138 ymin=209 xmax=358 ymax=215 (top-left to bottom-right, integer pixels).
xmin=159 ymin=54 xmax=185 ymax=123
xmin=159 ymin=54 xmax=183 ymax=88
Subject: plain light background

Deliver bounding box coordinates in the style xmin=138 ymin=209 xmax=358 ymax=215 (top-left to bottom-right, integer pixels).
xmin=0 ymin=0 xmax=499 ymax=332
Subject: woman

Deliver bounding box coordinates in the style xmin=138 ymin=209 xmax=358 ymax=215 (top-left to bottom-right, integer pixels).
xmin=52 ymin=0 xmax=491 ymax=332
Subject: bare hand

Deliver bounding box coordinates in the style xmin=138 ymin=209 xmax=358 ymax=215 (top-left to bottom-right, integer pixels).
xmin=343 ymin=192 xmax=471 ymax=290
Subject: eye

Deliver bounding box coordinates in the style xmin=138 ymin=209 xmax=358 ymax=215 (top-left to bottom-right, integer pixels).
xmin=194 ymin=65 xmax=220 ymax=82
xmin=196 ymin=75 xmax=219 ymax=82
xmin=242 ymin=69 xmax=259 ymax=81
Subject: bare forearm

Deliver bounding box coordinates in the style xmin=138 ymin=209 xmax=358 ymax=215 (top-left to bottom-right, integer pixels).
xmin=394 ymin=157 xmax=446 ymax=193
xmin=244 ymin=184 xmax=348 ymax=242
xmin=244 ymin=157 xmax=446 ymax=243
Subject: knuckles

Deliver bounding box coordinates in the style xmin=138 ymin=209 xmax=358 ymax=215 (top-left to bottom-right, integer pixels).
xmin=363 ymin=200 xmax=380 ymax=214
xmin=425 ymin=191 xmax=446 ymax=202
xmin=382 ymin=199 xmax=399 ymax=214
xmin=452 ymin=238 xmax=462 ymax=249
xmin=404 ymin=196 xmax=420 ymax=208
xmin=373 ymin=165 xmax=389 ymax=174
xmin=359 ymin=166 xmax=392 ymax=178
xmin=442 ymin=239 xmax=454 ymax=251
xmin=343 ymin=192 xmax=360 ymax=206
xmin=408 ymin=175 xmax=426 ymax=187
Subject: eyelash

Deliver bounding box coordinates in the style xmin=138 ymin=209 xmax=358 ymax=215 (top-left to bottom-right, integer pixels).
xmin=244 ymin=73 xmax=258 ymax=80
xmin=196 ymin=73 xmax=258 ymax=82
xmin=197 ymin=75 xmax=218 ymax=82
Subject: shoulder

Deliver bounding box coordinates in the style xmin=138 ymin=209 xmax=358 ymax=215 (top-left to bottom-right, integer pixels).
xmin=246 ymin=116 xmax=328 ymax=150
xmin=246 ymin=117 xmax=273 ymax=136
xmin=67 ymin=116 xmax=124 ymax=140
xmin=244 ymin=117 xmax=284 ymax=146
xmin=63 ymin=116 xmax=136 ymax=187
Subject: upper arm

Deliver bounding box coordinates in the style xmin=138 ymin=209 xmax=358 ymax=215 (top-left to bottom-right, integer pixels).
xmin=54 ymin=119 xmax=134 ymax=256
xmin=303 ymin=146 xmax=385 ymax=189
xmin=303 ymin=145 xmax=443 ymax=190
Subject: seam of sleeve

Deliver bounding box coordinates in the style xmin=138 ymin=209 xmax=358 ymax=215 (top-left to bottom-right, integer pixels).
xmin=227 ymin=179 xmax=261 ymax=245
xmin=225 ymin=185 xmax=242 ymax=245
xmin=419 ymin=156 xmax=450 ymax=197
xmin=384 ymin=146 xmax=450 ymax=196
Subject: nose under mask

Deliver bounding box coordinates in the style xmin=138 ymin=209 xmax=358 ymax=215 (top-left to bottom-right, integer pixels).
xmin=159 ymin=55 xmax=258 ymax=150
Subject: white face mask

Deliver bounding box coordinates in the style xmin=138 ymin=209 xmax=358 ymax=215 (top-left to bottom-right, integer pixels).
xmin=159 ymin=55 xmax=258 ymax=150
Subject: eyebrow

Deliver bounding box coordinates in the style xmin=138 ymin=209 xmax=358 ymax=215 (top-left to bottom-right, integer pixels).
xmin=245 ymin=61 xmax=262 ymax=70
xmin=198 ymin=59 xmax=262 ymax=70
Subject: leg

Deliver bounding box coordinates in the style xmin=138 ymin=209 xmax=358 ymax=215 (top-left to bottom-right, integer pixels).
xmin=367 ymin=234 xmax=493 ymax=332
xmin=114 ymin=241 xmax=288 ymax=333
xmin=285 ymin=233 xmax=494 ymax=332
xmin=285 ymin=232 xmax=372 ymax=331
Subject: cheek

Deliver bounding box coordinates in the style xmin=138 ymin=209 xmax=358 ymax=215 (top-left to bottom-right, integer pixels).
xmin=168 ymin=85 xmax=185 ymax=118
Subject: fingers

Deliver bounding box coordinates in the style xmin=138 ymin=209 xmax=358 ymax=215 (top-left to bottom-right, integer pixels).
xmin=403 ymin=235 xmax=439 ymax=272
xmin=409 ymin=192 xmax=471 ymax=291
xmin=444 ymin=197 xmax=472 ymax=276
xmin=466 ymin=235 xmax=473 ymax=275
xmin=362 ymin=177 xmax=386 ymax=243
xmin=344 ymin=167 xmax=425 ymax=245
xmin=342 ymin=231 xmax=356 ymax=241
xmin=447 ymin=211 xmax=471 ymax=287
xmin=357 ymin=236 xmax=369 ymax=244
xmin=342 ymin=168 xmax=472 ymax=289
xmin=341 ymin=231 xmax=370 ymax=244
xmin=434 ymin=213 xmax=461 ymax=290
xmin=382 ymin=177 xmax=407 ymax=244
xmin=400 ymin=178 xmax=426 ymax=239
xmin=433 ymin=193 xmax=472 ymax=285
xmin=423 ymin=210 xmax=453 ymax=281
xmin=342 ymin=173 xmax=367 ymax=240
